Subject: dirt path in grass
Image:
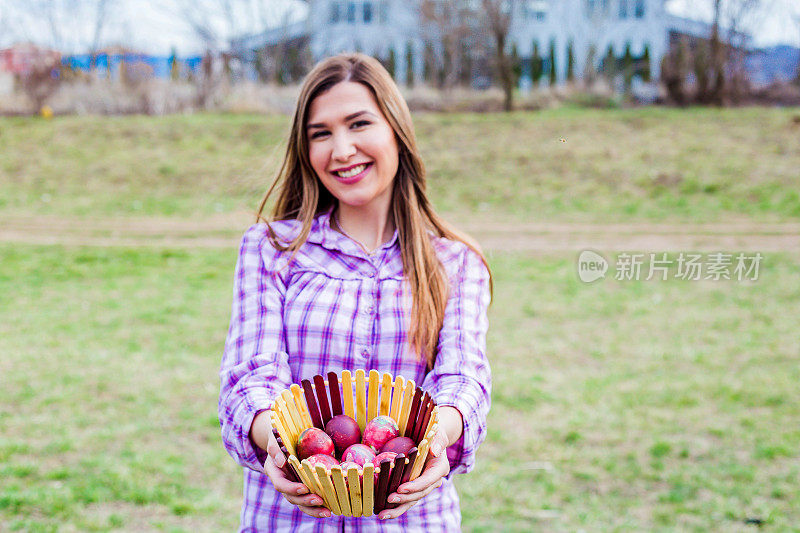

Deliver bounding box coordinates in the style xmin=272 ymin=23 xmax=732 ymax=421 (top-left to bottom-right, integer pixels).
xmin=1 ymin=213 xmax=798 ymax=253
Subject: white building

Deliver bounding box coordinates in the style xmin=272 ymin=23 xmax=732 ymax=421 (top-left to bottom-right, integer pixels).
xmin=233 ymin=0 xmax=710 ymax=86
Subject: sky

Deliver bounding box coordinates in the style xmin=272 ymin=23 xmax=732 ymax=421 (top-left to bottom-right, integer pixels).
xmin=0 ymin=0 xmax=797 ymax=56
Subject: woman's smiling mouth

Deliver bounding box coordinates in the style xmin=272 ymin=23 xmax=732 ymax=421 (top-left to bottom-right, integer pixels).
xmin=332 ymin=162 xmax=373 ymax=183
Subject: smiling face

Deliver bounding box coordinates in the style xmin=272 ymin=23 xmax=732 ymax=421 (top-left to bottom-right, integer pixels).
xmin=306 ymin=81 xmax=400 ymax=214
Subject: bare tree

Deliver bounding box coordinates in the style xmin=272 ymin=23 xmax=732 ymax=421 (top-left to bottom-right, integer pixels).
xmin=419 ymin=0 xmax=473 ymax=89
xmin=702 ymin=0 xmax=762 ymax=104
xmin=482 ymin=0 xmax=518 ymax=111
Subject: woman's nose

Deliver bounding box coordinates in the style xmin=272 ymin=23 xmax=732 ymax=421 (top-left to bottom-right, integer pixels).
xmin=331 ymin=132 xmax=357 ymax=161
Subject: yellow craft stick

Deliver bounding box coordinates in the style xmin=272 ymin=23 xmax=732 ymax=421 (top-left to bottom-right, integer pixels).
xmin=347 ymin=466 xmax=363 ymax=517
xmin=270 ymin=413 xmax=296 ymax=457
xmin=367 ymin=369 xmax=380 ymax=422
xmin=355 ymin=369 xmax=367 ymax=432
xmin=330 ymin=466 xmax=352 ymax=517
xmin=422 ymin=405 xmax=439 ymax=441
xmin=288 ymin=456 xmax=316 ymax=497
xmin=281 ymin=390 xmax=305 ymax=435
xmin=290 ymin=384 xmax=313 ymax=429
xmin=397 ymin=380 xmax=415 ymax=436
xmin=379 ymin=372 xmax=393 ymax=416
xmin=362 ymin=463 xmax=374 ymax=517
xmin=275 ymin=397 xmax=299 ymax=441
xmin=342 ymin=370 xmax=354 ymax=419
xmin=409 ymin=437 xmax=430 ymax=481
xmin=389 ymin=375 xmax=405 ymax=423
xmin=300 ymin=460 xmax=331 ymax=510
xmin=316 ymin=465 xmax=342 ymax=515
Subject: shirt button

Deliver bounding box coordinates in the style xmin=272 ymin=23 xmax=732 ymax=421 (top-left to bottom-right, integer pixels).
xmin=360 ymin=349 xmax=369 ymax=357
xmin=367 ymin=270 xmax=376 ymax=278
xmin=366 ymin=305 xmax=375 ymax=314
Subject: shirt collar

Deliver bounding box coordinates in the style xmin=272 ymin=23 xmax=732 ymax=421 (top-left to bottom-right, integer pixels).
xmin=307 ymin=205 xmax=399 ymax=259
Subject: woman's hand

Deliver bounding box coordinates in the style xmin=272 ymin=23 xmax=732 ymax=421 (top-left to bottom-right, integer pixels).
xmin=252 ymin=411 xmax=332 ymax=519
xmin=378 ymin=427 xmax=450 ymax=520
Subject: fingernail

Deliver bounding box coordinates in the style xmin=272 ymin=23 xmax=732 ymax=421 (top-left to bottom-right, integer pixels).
xmin=321 ymin=510 xmax=331 ymax=518
xmin=431 ymin=443 xmax=441 ymax=456
xmin=398 ymin=487 xmax=408 ymax=494
xmin=296 ymin=487 xmax=308 ymax=495
xmin=388 ymin=495 xmax=399 ymax=503
xmin=276 ymin=457 xmax=286 ymax=468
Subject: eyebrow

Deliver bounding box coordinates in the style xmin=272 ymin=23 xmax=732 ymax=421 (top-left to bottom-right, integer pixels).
xmin=307 ymin=110 xmax=376 ymax=130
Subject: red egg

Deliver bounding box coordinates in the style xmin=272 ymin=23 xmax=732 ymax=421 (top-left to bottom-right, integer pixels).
xmin=342 ymin=443 xmax=377 ymax=467
xmin=297 ymin=427 xmax=335 ymax=460
xmin=362 ymin=415 xmax=399 ymax=452
xmin=306 ymin=453 xmax=339 ymax=471
xmin=380 ymin=436 xmax=416 ymax=455
xmin=325 ymin=414 xmax=362 ymax=456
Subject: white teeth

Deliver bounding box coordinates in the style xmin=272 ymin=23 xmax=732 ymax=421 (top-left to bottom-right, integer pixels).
xmin=336 ymin=164 xmax=367 ymax=179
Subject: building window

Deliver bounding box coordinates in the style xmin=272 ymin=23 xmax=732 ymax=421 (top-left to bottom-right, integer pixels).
xmin=331 ymin=1 xmax=341 ymax=23
xmin=379 ymin=0 xmax=389 ymax=23
xmin=525 ymin=0 xmax=548 ymax=20
xmin=619 ymin=0 xmax=628 ymax=19
xmin=347 ymin=1 xmax=356 ymax=23
xmin=634 ymin=0 xmax=645 ymax=18
xmin=364 ymin=1 xmax=373 ymax=23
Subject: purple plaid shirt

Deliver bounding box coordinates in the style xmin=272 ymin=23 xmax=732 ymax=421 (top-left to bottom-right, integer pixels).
xmin=219 ymin=207 xmax=491 ymax=532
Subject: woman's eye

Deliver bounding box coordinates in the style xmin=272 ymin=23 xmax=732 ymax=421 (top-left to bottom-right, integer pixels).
xmin=310 ymin=130 xmax=329 ymax=139
xmin=351 ymin=120 xmax=371 ymax=129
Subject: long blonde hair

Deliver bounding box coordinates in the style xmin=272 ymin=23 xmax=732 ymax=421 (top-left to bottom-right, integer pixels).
xmin=256 ymin=53 xmax=492 ymax=369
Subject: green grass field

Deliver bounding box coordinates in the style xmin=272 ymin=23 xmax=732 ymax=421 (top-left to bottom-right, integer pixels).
xmin=1 ymin=109 xmax=799 ymax=531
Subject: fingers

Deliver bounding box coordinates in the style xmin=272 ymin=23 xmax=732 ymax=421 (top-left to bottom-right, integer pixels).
xmin=380 ymin=479 xmax=444 ymax=520
xmin=388 ymin=478 xmax=443 ymax=507
xmin=379 ymin=500 xmax=418 ymax=520
xmin=281 ymin=492 xmax=326 ymax=508
xmin=296 ymin=504 xmax=332 ymax=519
xmin=263 ymin=455 xmax=308 ymax=495
xmin=395 ymin=453 xmax=449 ymax=496
xmin=428 ymin=430 xmax=449 ymax=458
xmin=266 ymin=436 xmax=287 ymax=468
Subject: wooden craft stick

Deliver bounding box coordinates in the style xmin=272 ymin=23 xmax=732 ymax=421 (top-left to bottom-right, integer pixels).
xmin=313 ymin=375 xmax=332 ymax=425
xmin=389 ymin=375 xmax=404 ymax=423
xmin=290 ymin=384 xmax=313 ymax=429
xmin=414 ymin=395 xmax=433 ymax=442
xmin=327 ymin=372 xmax=343 ymax=416
xmin=290 ymin=457 xmax=318 ymax=501
xmin=274 ymin=397 xmax=298 ymax=441
xmin=373 ymin=458 xmax=393 ymax=514
xmin=341 ymin=370 xmax=354 ymax=419
xmin=401 ymin=448 xmax=418 ymax=484
xmin=315 ymin=465 xmax=342 ymax=516
xmin=385 ymin=454 xmax=406 ymax=509
xmin=367 ymin=369 xmax=380 ymax=423
xmin=409 ymin=437 xmax=430 ymax=481
xmin=362 ymin=463 xmax=374 ymax=517
xmin=301 ymin=379 xmax=323 ymax=429
xmin=281 ymin=390 xmax=305 ymax=435
xmin=300 ymin=460 xmax=331 ymax=510
xmin=397 ymin=380 xmax=415 ymax=436
xmin=273 ymin=429 xmax=300 ymax=482
xmin=346 ymin=465 xmax=363 ymax=517
xmin=330 ymin=466 xmax=352 ymax=517
xmin=422 ymin=405 xmax=438 ymax=443
xmin=405 ymin=388 xmax=423 ymax=441
xmin=355 ymin=369 xmax=367 ymax=432
xmin=379 ymin=372 xmax=393 ymax=416
xmin=270 ymin=412 xmax=296 ymax=457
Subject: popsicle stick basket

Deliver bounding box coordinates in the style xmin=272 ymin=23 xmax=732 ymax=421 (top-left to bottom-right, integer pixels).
xmin=268 ymin=369 xmax=439 ymax=518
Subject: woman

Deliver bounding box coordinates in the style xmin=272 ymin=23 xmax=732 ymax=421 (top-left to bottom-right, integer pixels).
xmin=219 ymin=53 xmax=492 ymax=532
